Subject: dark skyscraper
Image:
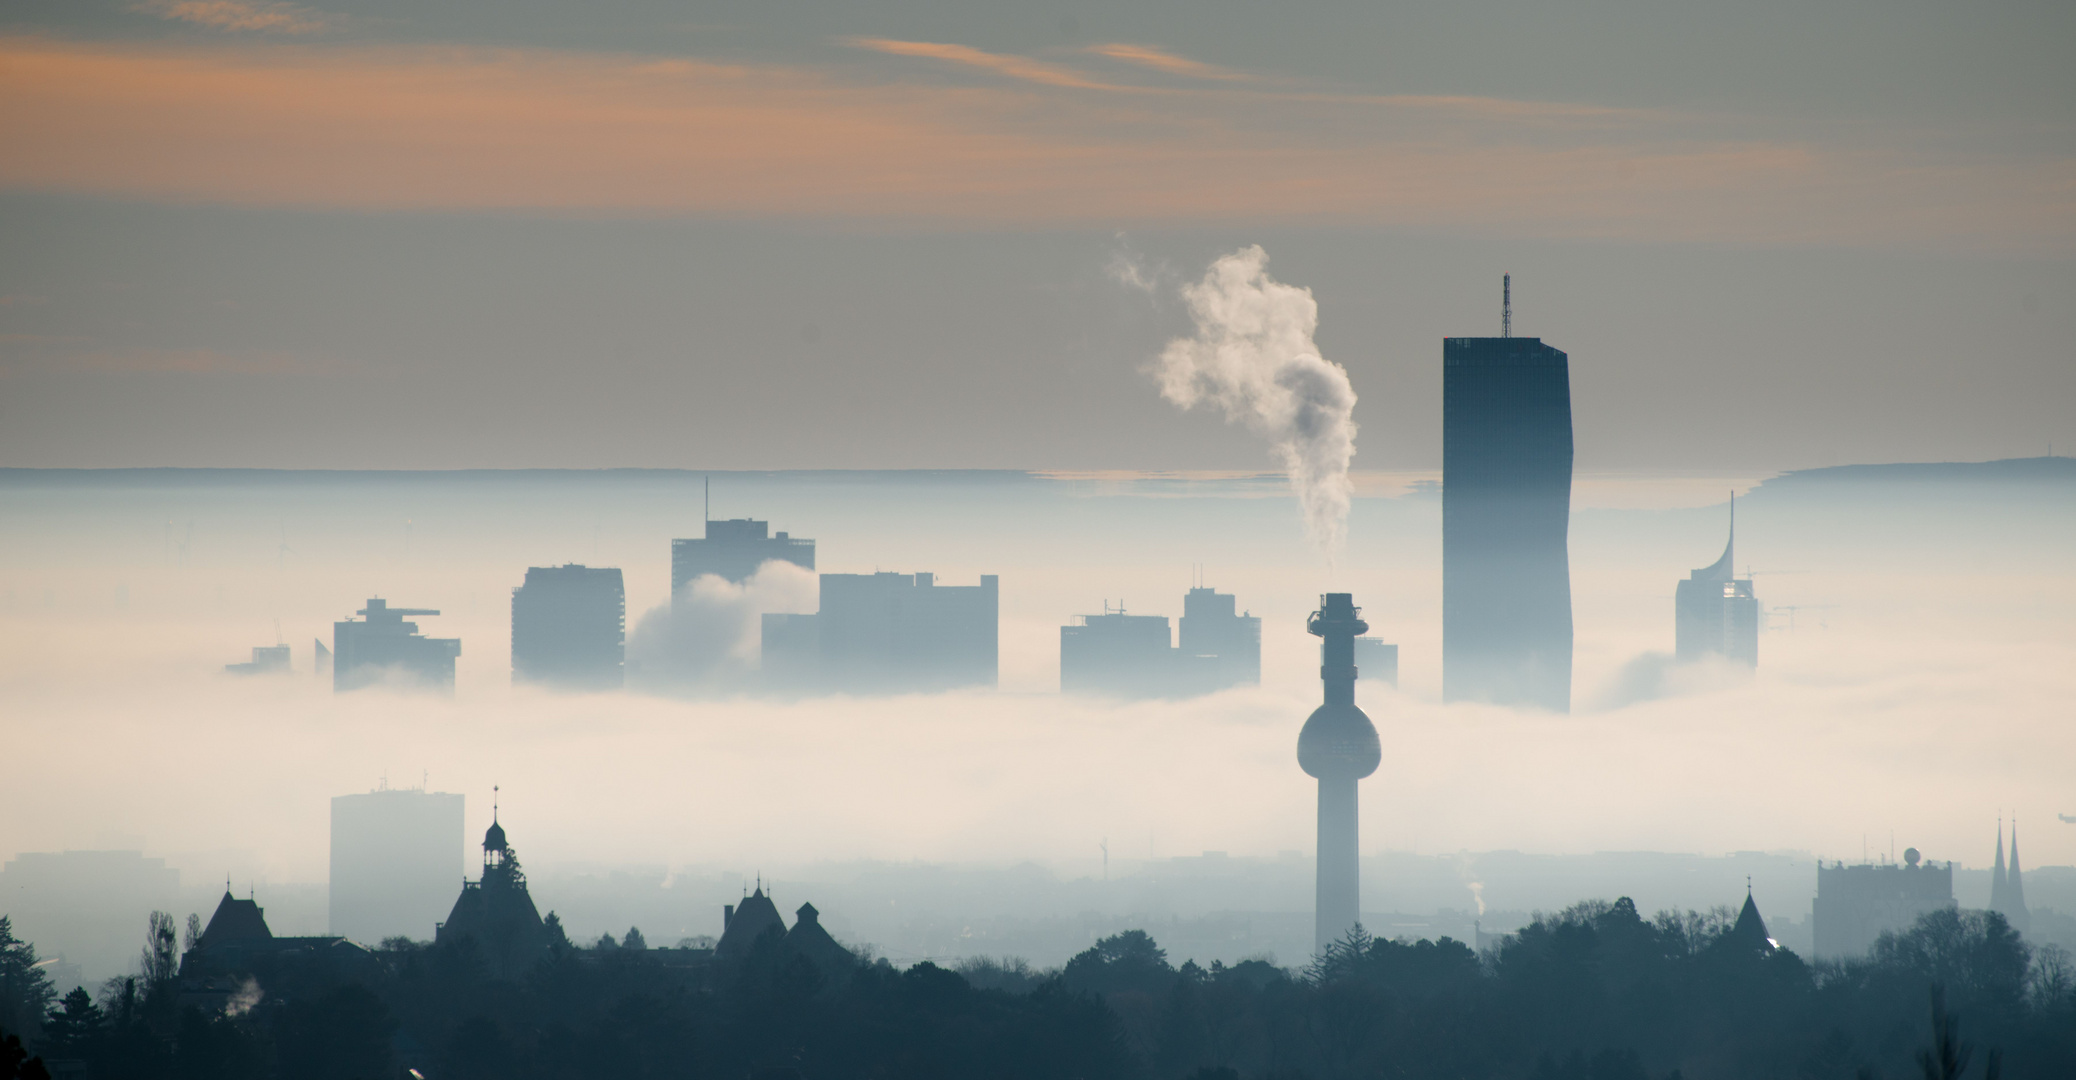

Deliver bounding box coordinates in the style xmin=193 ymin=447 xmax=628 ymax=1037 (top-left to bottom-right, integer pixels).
xmin=333 ymin=599 xmax=461 ymax=693
xmin=511 ymin=563 xmax=626 ymax=689
xmin=1674 ymin=499 xmax=1758 ymax=666
xmin=1442 ymin=302 xmax=1575 ymax=711
xmin=1298 ymin=593 xmax=1381 ymax=952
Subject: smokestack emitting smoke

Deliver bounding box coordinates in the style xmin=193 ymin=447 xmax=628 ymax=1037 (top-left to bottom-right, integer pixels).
xmin=1155 ymin=245 xmax=1358 ymax=556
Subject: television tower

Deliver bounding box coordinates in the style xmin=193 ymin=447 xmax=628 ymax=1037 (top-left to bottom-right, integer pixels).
xmin=1298 ymin=593 xmax=1382 ymax=952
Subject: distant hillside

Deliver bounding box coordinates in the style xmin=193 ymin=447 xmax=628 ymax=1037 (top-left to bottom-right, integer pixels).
xmin=1756 ymin=456 xmax=2076 ymax=492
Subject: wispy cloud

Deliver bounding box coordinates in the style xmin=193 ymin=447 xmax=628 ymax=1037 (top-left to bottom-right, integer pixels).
xmin=0 ymin=37 xmax=2063 ymax=252
xmin=845 ymin=37 xmax=1126 ymax=91
xmin=1084 ymin=43 xmax=1252 ymax=82
xmin=134 ymin=0 xmax=335 ymax=34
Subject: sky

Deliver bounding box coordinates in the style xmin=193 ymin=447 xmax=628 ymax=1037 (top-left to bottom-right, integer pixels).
xmin=2 ymin=0 xmax=2073 ymax=975
xmin=2 ymin=0 xmax=2072 ymax=471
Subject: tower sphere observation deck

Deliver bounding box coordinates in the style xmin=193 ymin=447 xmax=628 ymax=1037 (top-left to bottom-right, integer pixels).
xmin=1299 ymin=595 xmax=1381 ymax=781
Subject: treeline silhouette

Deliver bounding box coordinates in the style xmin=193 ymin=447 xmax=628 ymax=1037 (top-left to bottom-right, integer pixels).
xmin=2 ymin=899 xmax=2072 ymax=1079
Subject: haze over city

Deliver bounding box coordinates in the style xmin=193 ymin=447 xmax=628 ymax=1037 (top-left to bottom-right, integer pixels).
xmin=1 ymin=2 xmax=2072 ymax=1078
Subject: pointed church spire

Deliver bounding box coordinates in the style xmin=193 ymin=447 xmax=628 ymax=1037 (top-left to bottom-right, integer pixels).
xmin=1990 ymin=816 xmax=2010 ymax=915
xmin=2009 ymin=818 xmax=2029 ymax=926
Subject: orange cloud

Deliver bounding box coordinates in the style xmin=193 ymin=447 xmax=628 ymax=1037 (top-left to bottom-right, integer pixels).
xmin=134 ymin=0 xmax=335 ymax=35
xmin=0 ymin=37 xmax=2063 ymax=251
xmin=1085 ymin=43 xmax=1252 ymax=82
xmin=845 ymin=37 xmax=1127 ymax=91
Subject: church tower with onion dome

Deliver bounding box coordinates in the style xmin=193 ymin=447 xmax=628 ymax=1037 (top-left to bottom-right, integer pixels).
xmin=436 ymin=790 xmax=547 ymax=976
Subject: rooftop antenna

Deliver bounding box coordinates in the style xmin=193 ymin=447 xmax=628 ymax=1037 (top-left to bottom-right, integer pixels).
xmin=1502 ymin=273 xmax=1511 ymax=339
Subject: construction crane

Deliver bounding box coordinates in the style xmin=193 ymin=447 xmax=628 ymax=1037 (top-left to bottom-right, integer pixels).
xmin=1766 ymin=604 xmax=1837 ymax=631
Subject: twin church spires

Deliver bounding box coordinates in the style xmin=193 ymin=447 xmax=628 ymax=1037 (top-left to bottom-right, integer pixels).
xmin=1989 ymin=817 xmax=2030 ymax=934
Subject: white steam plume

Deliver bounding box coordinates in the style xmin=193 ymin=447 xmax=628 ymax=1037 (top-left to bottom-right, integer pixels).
xmin=1155 ymin=245 xmax=1357 ymax=555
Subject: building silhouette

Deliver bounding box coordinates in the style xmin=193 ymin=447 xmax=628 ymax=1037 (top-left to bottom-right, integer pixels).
xmin=511 ymin=564 xmax=626 ymax=690
xmin=1442 ymin=320 xmax=1574 ymax=712
xmin=1060 ymin=585 xmax=1261 ymax=698
xmin=672 ymin=517 xmax=814 ymax=597
xmin=761 ymin=571 xmax=998 ymax=693
xmin=1353 ymin=637 xmax=1399 ymax=687
xmin=1297 ymin=593 xmax=1382 ymax=952
xmin=333 ymin=599 xmax=461 ymax=693
xmin=329 ymin=785 xmax=464 ymax=944
xmin=1989 ymin=818 xmax=2031 ymax=935
xmin=0 ymin=850 xmax=180 ymax=983
xmin=1180 ymin=586 xmax=1262 ymax=688
xmin=1726 ymin=888 xmax=1777 ymax=955
xmin=716 ymin=886 xmax=857 ymax=984
xmin=1811 ymin=847 xmax=1954 ymax=958
xmin=179 ymin=889 xmax=374 ymax=1010
xmin=1061 ymin=607 xmax=1178 ymax=697
xmin=718 ymin=885 xmax=786 ymax=963
xmin=435 ymin=803 xmax=547 ymax=978
xmin=224 ymin=644 xmax=289 ymax=676
xmin=1675 ymin=498 xmax=1759 ymax=666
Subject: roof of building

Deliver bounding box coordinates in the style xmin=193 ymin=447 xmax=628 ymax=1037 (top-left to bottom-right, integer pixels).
xmin=1725 ymin=890 xmax=1774 ymax=954
xmin=716 ymin=886 xmax=786 ymax=962
xmin=198 ymin=890 xmax=273 ymax=947
xmin=783 ymin=901 xmax=857 ymax=976
xmin=484 ymin=819 xmax=507 ymax=852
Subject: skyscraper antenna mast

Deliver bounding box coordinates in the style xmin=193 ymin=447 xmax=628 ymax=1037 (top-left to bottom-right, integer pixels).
xmin=1502 ymin=273 xmax=1511 ymax=338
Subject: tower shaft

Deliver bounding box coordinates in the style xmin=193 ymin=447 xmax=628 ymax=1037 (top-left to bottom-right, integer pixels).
xmin=1316 ymin=775 xmax=1361 ymax=952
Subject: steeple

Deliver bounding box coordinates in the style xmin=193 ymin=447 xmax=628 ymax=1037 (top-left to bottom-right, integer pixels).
xmin=2008 ymin=819 xmax=2029 ymax=932
xmin=1990 ymin=817 xmax=2009 ymax=914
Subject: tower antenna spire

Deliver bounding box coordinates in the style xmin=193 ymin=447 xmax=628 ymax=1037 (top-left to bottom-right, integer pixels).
xmin=1502 ymin=273 xmax=1511 ymax=338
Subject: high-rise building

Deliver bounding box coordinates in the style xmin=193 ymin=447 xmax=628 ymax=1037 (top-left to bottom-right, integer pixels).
xmin=1061 ymin=608 xmax=1175 ymax=696
xmin=761 ymin=572 xmax=998 ymax=693
xmin=1675 ymin=499 xmax=1759 ymax=666
xmin=0 ymin=850 xmax=180 ymax=984
xmin=1442 ymin=314 xmax=1575 ymax=712
xmin=1298 ymin=594 xmax=1381 ymax=952
xmin=511 ymin=564 xmax=626 ymax=690
xmin=224 ymin=644 xmax=290 ymax=676
xmin=1811 ymin=847 xmax=1954 ymax=958
xmin=671 ymin=518 xmax=814 ymax=597
xmin=1060 ymin=586 xmax=1261 ymax=698
xmin=1352 ymin=638 xmax=1399 ymax=687
xmin=1179 ymin=586 xmax=1262 ymax=688
xmin=333 ymin=599 xmax=461 ymax=693
xmin=329 ymin=786 xmax=465 ymax=944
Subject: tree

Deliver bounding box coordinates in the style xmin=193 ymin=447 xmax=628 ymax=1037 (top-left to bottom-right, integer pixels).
xmin=184 ymin=914 xmax=203 ymax=954
xmin=622 ymin=927 xmax=647 ymax=951
xmin=141 ymin=912 xmax=179 ymax=989
xmin=0 ymin=919 xmax=55 ymax=1040
xmin=0 ymin=1027 xmax=52 ymax=1080
xmin=39 ymin=989 xmax=103 ymax=1058
xmin=1063 ymin=930 xmax=1174 ymax=996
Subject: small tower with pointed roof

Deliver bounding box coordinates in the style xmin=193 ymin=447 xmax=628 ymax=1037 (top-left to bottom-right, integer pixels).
xmin=1990 ymin=817 xmax=2010 ymax=916
xmin=1724 ymin=879 xmax=1776 ymax=955
xmin=435 ymin=790 xmax=546 ymax=978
